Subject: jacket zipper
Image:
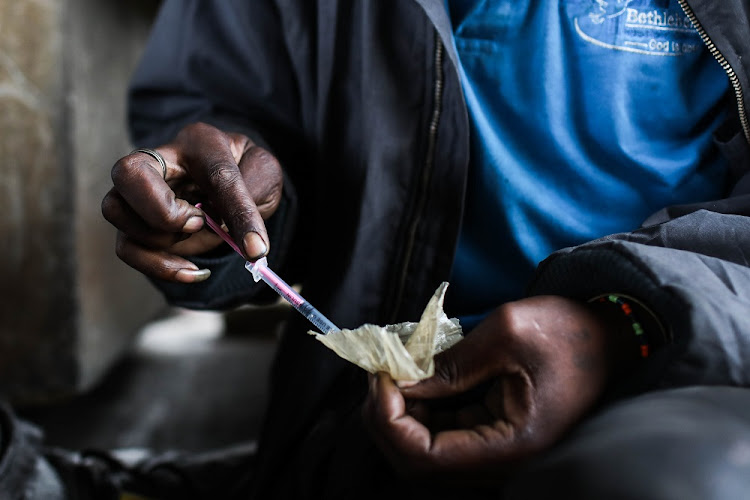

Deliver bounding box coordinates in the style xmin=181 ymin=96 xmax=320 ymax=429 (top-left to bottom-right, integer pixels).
xmin=678 ymin=0 xmax=750 ymax=144
xmin=389 ymin=32 xmax=444 ymax=322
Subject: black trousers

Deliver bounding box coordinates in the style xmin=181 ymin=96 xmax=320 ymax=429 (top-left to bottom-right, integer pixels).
xmin=2 ymin=386 xmax=750 ymax=499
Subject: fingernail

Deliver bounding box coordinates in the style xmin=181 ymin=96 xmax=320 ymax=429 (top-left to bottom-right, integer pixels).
xmin=396 ymin=380 xmax=419 ymax=389
xmin=244 ymin=232 xmax=267 ymax=258
xmin=176 ymin=268 xmax=211 ymax=283
xmin=182 ymin=216 xmax=204 ymax=232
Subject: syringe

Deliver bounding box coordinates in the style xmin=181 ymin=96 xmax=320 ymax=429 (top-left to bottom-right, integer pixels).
xmin=244 ymin=257 xmax=338 ymax=334
xmin=195 ymin=204 xmax=339 ymax=334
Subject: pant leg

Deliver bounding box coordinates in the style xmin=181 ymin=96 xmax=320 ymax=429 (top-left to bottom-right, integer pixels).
xmin=505 ymin=386 xmax=750 ymax=500
xmin=0 ymin=402 xmax=257 ymax=500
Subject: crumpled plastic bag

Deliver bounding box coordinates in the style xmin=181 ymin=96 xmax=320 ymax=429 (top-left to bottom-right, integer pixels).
xmin=308 ymin=282 xmax=463 ymax=380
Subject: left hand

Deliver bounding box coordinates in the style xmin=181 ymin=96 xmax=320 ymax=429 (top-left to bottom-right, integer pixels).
xmin=363 ymin=295 xmax=629 ymax=484
xmin=101 ymin=123 xmax=283 ymax=283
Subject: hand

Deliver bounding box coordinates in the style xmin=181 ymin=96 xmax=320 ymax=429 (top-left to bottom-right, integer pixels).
xmin=363 ymin=295 xmax=632 ymax=485
xmin=101 ymin=122 xmax=283 ymax=283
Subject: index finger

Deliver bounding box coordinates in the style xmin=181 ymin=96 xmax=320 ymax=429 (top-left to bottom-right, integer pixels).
xmin=365 ymin=372 xmax=432 ymax=467
xmin=367 ymin=373 xmax=517 ymax=478
xmin=110 ymin=148 xmax=202 ymax=233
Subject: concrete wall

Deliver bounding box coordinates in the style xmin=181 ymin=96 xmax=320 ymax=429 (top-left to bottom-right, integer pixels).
xmin=0 ymin=0 xmax=165 ymax=405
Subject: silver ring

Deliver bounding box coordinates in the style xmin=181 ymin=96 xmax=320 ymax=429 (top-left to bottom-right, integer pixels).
xmin=132 ymin=148 xmax=167 ymax=179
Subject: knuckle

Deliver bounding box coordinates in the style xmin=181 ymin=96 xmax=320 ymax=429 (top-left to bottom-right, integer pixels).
xmin=157 ymin=204 xmax=190 ymax=233
xmin=207 ymin=161 xmax=243 ymax=188
xmin=227 ymin=206 xmax=259 ymax=231
xmin=229 ymin=132 xmax=255 ymax=150
xmin=494 ymin=304 xmax=527 ymax=343
xmin=257 ymin=186 xmax=283 ymax=217
xmin=114 ymin=233 xmax=130 ymax=262
xmin=247 ymin=147 xmax=283 ymax=180
xmin=100 ymin=191 xmax=117 ymax=220
xmin=247 ymin=146 xmax=280 ymax=168
xmin=115 ymin=233 xmax=173 ymax=279
xmin=111 ymin=154 xmax=161 ymax=191
xmin=243 ymin=147 xmax=284 ymax=214
xmin=110 ymin=156 xmax=138 ymax=184
xmin=433 ymin=354 xmax=462 ymax=388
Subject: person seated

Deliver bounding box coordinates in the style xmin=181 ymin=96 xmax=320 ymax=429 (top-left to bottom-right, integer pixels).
xmin=3 ymin=1 xmax=750 ymax=498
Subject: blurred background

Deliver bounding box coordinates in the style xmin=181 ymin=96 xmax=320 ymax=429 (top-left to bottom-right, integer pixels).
xmin=0 ymin=0 xmax=282 ymax=453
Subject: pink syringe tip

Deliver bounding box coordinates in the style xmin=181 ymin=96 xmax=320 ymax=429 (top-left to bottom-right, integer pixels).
xmin=196 ymin=203 xmax=246 ymax=258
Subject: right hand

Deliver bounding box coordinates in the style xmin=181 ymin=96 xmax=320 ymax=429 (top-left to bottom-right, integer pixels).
xmin=101 ymin=122 xmax=284 ymax=283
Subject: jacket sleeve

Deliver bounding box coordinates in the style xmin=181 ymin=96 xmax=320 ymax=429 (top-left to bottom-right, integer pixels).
xmin=128 ymin=0 xmax=304 ymax=150
xmin=126 ymin=0 xmax=309 ymax=310
xmin=528 ymin=207 xmax=750 ymax=393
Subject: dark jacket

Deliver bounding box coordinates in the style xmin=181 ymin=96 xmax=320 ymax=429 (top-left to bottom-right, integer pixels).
xmin=3 ymin=1 xmax=750 ymax=498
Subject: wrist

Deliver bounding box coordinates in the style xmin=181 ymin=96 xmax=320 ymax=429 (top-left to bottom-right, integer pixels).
xmin=586 ymin=294 xmax=667 ymax=373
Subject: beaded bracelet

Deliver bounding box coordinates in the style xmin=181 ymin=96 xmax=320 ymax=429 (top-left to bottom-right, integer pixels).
xmin=591 ymin=294 xmax=650 ymax=358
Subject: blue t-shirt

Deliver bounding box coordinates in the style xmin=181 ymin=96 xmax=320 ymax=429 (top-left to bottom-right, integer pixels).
xmin=446 ymin=0 xmax=730 ymax=329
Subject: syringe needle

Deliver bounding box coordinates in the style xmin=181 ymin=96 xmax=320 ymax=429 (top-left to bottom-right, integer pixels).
xmin=196 ymin=204 xmax=339 ymax=334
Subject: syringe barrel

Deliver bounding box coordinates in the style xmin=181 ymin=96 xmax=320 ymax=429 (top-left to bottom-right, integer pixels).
xmin=200 ymin=209 xmax=338 ymax=335
xmin=245 ymin=259 xmax=338 ymax=334
xmin=247 ymin=259 xmax=305 ymax=307
xmin=297 ymin=302 xmax=339 ymax=334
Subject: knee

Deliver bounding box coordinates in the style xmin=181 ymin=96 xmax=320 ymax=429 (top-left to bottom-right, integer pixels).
xmin=505 ymin=386 xmax=750 ymax=500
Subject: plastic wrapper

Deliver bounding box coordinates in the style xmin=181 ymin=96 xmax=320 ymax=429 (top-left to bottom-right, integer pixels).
xmin=308 ymin=282 xmax=463 ymax=380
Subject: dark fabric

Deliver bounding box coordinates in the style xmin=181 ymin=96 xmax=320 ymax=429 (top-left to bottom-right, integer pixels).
xmin=11 ymin=387 xmax=750 ymax=499
xmin=687 ymin=1 xmax=750 ymax=146
xmin=506 ymin=386 xmax=750 ymax=500
xmin=0 ymin=404 xmax=45 ymax=500
xmin=43 ymin=441 xmax=258 ymax=500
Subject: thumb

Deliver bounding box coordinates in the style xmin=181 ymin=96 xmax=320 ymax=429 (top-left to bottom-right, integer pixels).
xmin=174 ymin=123 xmax=272 ymax=260
xmin=400 ymin=336 xmax=496 ymax=400
xmin=232 ymin=144 xmax=284 ymax=259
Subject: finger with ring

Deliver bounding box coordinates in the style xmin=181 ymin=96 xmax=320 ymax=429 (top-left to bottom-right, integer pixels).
xmin=132 ymin=148 xmax=167 ymax=179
